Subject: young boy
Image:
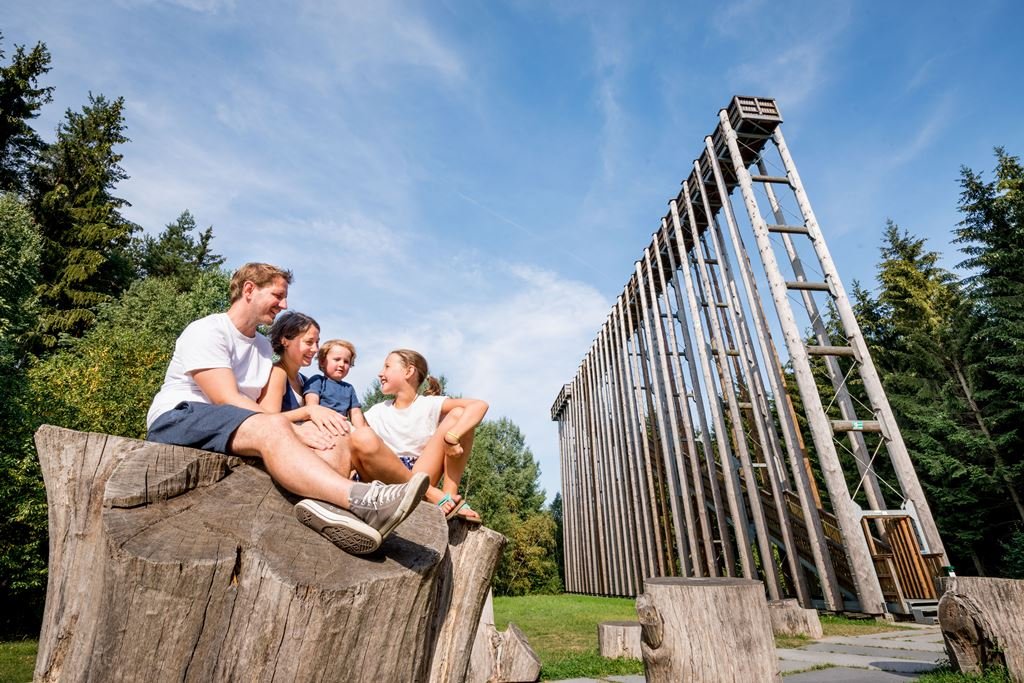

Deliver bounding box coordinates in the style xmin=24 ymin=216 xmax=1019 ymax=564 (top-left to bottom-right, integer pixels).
xmin=304 ymin=339 xmax=366 ymax=428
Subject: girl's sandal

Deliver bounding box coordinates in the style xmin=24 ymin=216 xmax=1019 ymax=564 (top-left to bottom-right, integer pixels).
xmin=436 ymin=493 xmax=456 ymax=518
xmin=450 ymin=500 xmax=482 ymax=524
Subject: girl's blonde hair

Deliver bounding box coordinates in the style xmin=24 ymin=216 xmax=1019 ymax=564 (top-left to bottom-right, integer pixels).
xmin=389 ymin=349 xmax=442 ymax=396
xmin=318 ymin=339 xmax=357 ymax=370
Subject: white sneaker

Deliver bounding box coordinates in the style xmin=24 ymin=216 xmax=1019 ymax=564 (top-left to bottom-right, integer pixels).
xmin=294 ymin=499 xmax=383 ymax=555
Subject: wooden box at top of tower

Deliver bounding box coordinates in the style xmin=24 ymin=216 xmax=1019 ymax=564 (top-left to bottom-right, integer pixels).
xmin=729 ymin=96 xmax=783 ymax=132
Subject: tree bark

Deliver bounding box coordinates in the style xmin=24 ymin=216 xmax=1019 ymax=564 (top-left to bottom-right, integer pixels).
xmin=33 ymin=425 xmax=502 ymax=683
xmin=938 ymin=576 xmax=1024 ymax=680
xmin=597 ymin=621 xmax=642 ymax=659
xmin=636 ymin=577 xmax=780 ymax=682
xmin=767 ymin=599 xmax=823 ymax=639
xmin=429 ymin=524 xmax=506 ymax=683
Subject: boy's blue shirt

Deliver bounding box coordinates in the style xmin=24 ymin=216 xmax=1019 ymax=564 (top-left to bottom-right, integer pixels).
xmin=303 ymin=374 xmax=361 ymax=417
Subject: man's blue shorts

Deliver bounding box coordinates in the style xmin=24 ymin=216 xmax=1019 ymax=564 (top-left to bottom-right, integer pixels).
xmin=147 ymin=401 xmax=257 ymax=454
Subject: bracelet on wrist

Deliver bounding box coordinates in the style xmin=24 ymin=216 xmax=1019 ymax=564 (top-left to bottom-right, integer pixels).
xmin=444 ymin=431 xmax=460 ymax=445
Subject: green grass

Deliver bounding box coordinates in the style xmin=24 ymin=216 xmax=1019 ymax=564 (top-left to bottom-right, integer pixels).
xmin=916 ymin=664 xmax=1012 ymax=682
xmin=0 ymin=640 xmax=36 ymax=683
xmin=818 ymin=614 xmax=910 ymax=637
xmin=493 ymin=594 xmax=644 ymax=680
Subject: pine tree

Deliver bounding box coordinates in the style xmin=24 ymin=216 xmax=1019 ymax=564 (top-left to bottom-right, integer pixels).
xmin=869 ymin=221 xmax=1007 ymax=573
xmin=955 ymin=148 xmax=1024 ymax=525
xmin=132 ymin=210 xmax=225 ymax=290
xmin=0 ymin=35 xmax=52 ymax=194
xmin=29 ymin=93 xmax=138 ymax=347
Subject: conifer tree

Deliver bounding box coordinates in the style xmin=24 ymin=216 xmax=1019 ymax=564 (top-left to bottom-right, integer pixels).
xmin=132 ymin=210 xmax=225 ymax=291
xmin=955 ymin=148 xmax=1024 ymax=524
xmin=29 ymin=93 xmax=138 ymax=347
xmin=0 ymin=35 xmax=52 ymax=194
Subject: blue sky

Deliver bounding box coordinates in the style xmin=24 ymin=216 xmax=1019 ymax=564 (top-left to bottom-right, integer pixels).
xmin=6 ymin=0 xmax=1022 ymax=501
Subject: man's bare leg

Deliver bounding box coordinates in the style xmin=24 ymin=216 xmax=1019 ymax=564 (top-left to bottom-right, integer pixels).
xmin=229 ymin=413 xmax=355 ymax=507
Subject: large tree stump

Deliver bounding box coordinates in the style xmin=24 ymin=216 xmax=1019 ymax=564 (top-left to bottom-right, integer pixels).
xmin=597 ymin=621 xmax=642 ymax=659
xmin=33 ymin=425 xmax=504 ymax=682
xmin=938 ymin=576 xmax=1024 ymax=680
xmin=635 ymin=577 xmax=780 ymax=682
xmin=767 ymin=598 xmax=823 ymax=639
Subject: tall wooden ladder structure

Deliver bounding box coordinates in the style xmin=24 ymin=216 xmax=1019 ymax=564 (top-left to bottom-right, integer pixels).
xmin=551 ymin=96 xmax=948 ymax=616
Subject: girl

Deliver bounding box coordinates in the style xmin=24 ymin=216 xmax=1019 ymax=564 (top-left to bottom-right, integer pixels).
xmin=362 ymin=349 xmax=487 ymax=522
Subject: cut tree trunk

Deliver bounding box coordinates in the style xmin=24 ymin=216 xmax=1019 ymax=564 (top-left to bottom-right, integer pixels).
xmin=767 ymin=598 xmax=823 ymax=639
xmin=597 ymin=621 xmax=642 ymax=659
xmin=33 ymin=425 xmax=503 ymax=683
xmin=636 ymin=577 xmax=780 ymax=682
xmin=938 ymin=576 xmax=1024 ymax=681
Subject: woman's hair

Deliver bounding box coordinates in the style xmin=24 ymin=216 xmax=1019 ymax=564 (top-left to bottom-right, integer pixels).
xmin=318 ymin=339 xmax=357 ymax=370
xmin=269 ymin=311 xmax=319 ymax=355
xmin=390 ymin=348 xmax=442 ymax=396
xmin=229 ymin=262 xmax=293 ymax=302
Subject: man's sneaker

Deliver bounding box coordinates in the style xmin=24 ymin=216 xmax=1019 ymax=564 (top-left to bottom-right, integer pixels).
xmin=348 ymin=472 xmax=429 ymax=540
xmin=294 ymin=499 xmax=382 ymax=555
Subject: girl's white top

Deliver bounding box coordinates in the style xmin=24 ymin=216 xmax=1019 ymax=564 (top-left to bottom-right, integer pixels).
xmin=364 ymin=395 xmax=447 ymax=460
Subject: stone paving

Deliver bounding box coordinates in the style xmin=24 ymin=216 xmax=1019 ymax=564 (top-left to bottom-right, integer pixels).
xmin=551 ymin=623 xmax=946 ymax=682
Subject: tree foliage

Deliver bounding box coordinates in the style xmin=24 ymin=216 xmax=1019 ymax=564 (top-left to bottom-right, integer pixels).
xmin=463 ymin=418 xmax=561 ymax=595
xmin=0 ymin=192 xmax=45 ymax=635
xmin=30 ymin=271 xmax=231 ymax=438
xmin=132 ymin=210 xmax=224 ymax=289
xmin=29 ymin=93 xmax=138 ymax=347
xmin=0 ymin=35 xmax=52 ymax=194
xmin=853 ymin=151 xmax=1024 ymax=574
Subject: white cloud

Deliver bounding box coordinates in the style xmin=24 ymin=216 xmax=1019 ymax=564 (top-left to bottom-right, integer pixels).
xmin=295 ymin=0 xmax=466 ymax=85
xmin=723 ymin=1 xmax=853 ymax=111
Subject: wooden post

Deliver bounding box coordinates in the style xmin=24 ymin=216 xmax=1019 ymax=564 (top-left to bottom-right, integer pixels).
xmin=767 ymin=599 xmax=823 ymax=639
xmin=34 ymin=426 xmax=502 ymax=682
xmin=636 ymin=577 xmax=780 ymax=682
xmin=938 ymin=576 xmax=1024 ymax=680
xmin=598 ymin=621 xmax=643 ymax=660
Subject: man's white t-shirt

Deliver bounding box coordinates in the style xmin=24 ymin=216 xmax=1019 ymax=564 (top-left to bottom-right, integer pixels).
xmin=364 ymin=395 xmax=447 ymax=460
xmin=146 ymin=313 xmax=274 ymax=428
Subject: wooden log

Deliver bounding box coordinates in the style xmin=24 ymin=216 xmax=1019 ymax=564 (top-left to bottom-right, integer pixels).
xmin=767 ymin=598 xmax=823 ymax=639
xmin=33 ymin=425 xmax=503 ymax=682
xmin=466 ymin=592 xmax=541 ymax=683
xmin=636 ymin=577 xmax=780 ymax=682
xmin=938 ymin=576 xmax=1024 ymax=680
xmin=429 ymin=525 xmax=506 ymax=683
xmin=597 ymin=620 xmax=642 ymax=659
xmin=467 ymin=591 xmax=497 ymax=683
xmin=492 ymin=623 xmax=541 ymax=683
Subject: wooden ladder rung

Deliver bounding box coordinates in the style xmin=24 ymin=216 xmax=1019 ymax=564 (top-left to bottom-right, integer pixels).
xmin=831 ymin=420 xmax=882 ymax=433
xmin=751 ymin=174 xmax=791 ymax=184
xmin=786 ymin=280 xmax=831 ymax=292
xmin=766 ymin=224 xmax=810 ymax=235
xmin=807 ymin=345 xmax=857 ymax=357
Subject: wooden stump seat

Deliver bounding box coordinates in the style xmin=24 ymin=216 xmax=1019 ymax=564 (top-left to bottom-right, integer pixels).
xmin=34 ymin=425 xmax=505 ymax=683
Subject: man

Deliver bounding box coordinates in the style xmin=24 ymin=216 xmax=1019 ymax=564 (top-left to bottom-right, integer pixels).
xmin=147 ymin=262 xmax=427 ymax=555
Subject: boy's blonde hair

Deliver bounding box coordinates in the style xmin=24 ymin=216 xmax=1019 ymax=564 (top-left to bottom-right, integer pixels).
xmin=229 ymin=263 xmax=294 ymax=302
xmin=318 ymin=339 xmax=357 ymax=370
